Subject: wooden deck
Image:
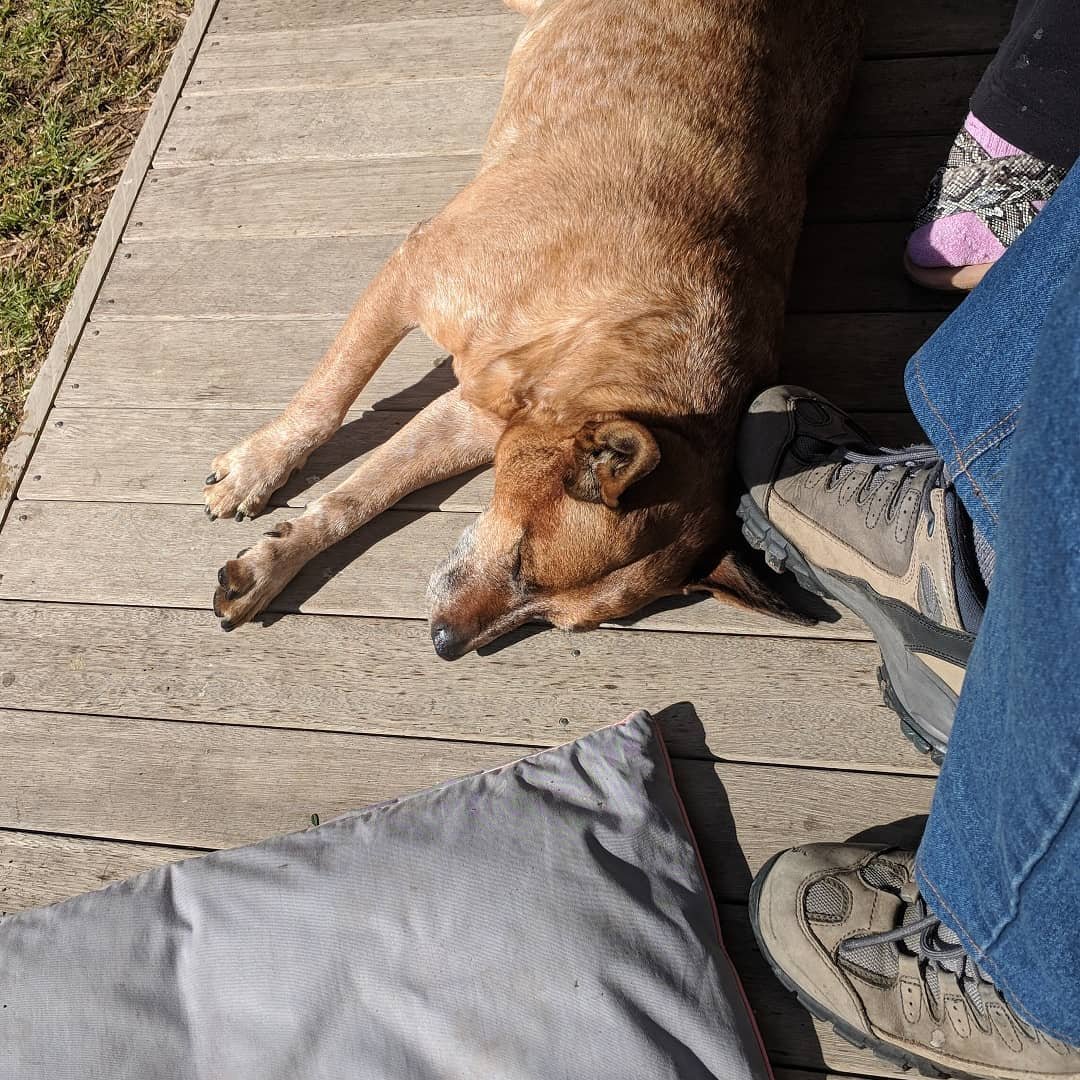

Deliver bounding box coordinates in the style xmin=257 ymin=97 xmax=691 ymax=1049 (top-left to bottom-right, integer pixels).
xmin=0 ymin=2 xmax=1005 ymax=1076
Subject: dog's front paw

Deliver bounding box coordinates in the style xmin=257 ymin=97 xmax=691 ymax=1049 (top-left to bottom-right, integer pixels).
xmin=203 ymin=433 xmax=307 ymax=522
xmin=212 ymin=521 xmax=303 ymax=630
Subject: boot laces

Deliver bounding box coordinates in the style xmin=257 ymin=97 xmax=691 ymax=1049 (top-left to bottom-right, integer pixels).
xmin=840 ymin=893 xmax=1006 ymax=1025
xmin=828 ymin=445 xmax=945 ymax=531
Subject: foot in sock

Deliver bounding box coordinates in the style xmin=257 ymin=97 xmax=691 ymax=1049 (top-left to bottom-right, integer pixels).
xmin=750 ymin=844 xmax=1080 ymax=1078
xmin=736 ymin=386 xmax=988 ymax=762
xmin=905 ymin=112 xmax=1067 ymax=292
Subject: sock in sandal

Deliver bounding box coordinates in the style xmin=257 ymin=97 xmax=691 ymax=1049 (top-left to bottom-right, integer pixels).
xmin=906 ymin=112 xmax=1066 ymax=270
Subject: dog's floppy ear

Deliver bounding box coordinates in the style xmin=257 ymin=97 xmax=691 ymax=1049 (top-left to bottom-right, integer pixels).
xmin=687 ymin=547 xmax=816 ymax=625
xmin=565 ymin=417 xmax=660 ymax=509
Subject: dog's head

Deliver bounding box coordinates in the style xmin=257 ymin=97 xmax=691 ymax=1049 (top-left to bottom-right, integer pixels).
xmin=426 ymin=410 xmax=803 ymax=658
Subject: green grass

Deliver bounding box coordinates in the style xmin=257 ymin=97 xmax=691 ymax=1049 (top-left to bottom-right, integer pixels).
xmin=0 ymin=0 xmax=192 ymax=451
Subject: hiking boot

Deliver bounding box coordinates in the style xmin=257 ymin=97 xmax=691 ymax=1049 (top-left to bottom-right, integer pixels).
xmin=749 ymin=844 xmax=1080 ymax=1080
xmin=736 ymin=386 xmax=986 ymax=762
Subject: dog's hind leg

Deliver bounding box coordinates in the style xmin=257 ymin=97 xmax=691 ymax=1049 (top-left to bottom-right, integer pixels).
xmin=211 ymin=388 xmax=504 ymax=630
xmin=204 ymin=232 xmax=434 ymax=522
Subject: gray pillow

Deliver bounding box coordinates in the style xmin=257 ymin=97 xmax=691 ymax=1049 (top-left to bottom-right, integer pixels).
xmin=0 ymin=710 xmax=771 ymax=1080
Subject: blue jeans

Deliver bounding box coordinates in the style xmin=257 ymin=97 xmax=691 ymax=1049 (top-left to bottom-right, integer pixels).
xmin=906 ymin=160 xmax=1080 ymax=1043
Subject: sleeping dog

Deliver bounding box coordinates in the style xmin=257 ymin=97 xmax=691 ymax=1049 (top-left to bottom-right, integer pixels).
xmin=204 ymin=0 xmax=861 ymax=658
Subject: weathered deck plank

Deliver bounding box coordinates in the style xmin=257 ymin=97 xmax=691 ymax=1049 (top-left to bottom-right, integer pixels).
xmin=61 ymin=321 xmax=454 ymax=411
xmin=161 ymin=81 xmax=504 ymax=166
xmin=0 ymin=602 xmax=934 ymax=774
xmin=187 ymin=15 xmax=524 ymax=95
xmin=0 ymin=709 xmax=932 ymax=877
xmin=863 ymin=0 xmax=1011 ymax=57
xmin=92 ymin=228 xmax=957 ymax=321
xmin=843 ymin=55 xmax=986 ymax=136
xmin=129 ymin=136 xmax=947 ymax=246
xmin=789 ymin=223 xmax=958 ymax=313
xmin=0 ymin=830 xmax=196 ymax=915
xmin=134 ymin=155 xmax=481 ymax=241
xmin=157 ymin=57 xmax=982 ymax=168
xmin=93 ymin=234 xmax=401 ymax=318
xmin=25 ymin=409 xmax=495 ymax=511
xmin=212 ymin=0 xmax=507 ymax=32
xmin=0 ymin=825 xmax=899 ymax=1077
xmin=807 ymin=135 xmax=947 ymax=222
xmin=20 ymin=408 xmax=921 ymax=511
xmin=55 ymin=314 xmax=941 ymax=414
xmin=211 ymin=0 xmax=1011 ymax=61
xmin=19 ymin=407 xmax=921 ymax=511
xmin=0 ymin=501 xmax=892 ymax=647
xmin=182 ymin=18 xmax=986 ymax=142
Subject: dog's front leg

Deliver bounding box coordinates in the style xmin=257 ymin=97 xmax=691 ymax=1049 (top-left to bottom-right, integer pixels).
xmin=211 ymin=388 xmax=504 ymax=629
xmin=203 ymin=239 xmax=428 ymax=522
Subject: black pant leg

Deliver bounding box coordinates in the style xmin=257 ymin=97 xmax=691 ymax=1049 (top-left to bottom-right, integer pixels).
xmin=971 ymin=0 xmax=1080 ymax=168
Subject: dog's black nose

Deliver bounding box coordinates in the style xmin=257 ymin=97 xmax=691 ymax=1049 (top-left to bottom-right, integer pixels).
xmin=431 ymin=621 xmax=465 ymax=661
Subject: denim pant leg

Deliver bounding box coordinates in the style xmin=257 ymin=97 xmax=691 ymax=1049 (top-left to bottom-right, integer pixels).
xmin=904 ymin=159 xmax=1080 ymax=550
xmin=907 ymin=180 xmax=1080 ymax=1039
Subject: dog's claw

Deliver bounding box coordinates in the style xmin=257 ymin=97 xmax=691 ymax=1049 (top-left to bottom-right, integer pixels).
xmin=235 ymin=511 xmax=246 ymax=522
xmin=236 ymin=547 xmax=249 ymax=559
xmin=205 ymin=473 xmax=219 ymax=485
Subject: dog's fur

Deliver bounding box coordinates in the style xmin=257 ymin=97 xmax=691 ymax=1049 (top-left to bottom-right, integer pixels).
xmin=205 ymin=0 xmax=861 ymax=658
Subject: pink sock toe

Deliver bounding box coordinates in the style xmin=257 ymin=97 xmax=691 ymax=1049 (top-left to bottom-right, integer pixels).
xmin=906 ymin=212 xmax=1007 ymax=269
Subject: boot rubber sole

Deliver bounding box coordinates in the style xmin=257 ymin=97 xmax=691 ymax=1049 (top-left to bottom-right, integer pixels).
xmin=738 ymin=495 xmax=954 ymax=765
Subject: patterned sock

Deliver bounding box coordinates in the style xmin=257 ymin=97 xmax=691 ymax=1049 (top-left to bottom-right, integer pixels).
xmin=906 ymin=112 xmax=1066 ymax=270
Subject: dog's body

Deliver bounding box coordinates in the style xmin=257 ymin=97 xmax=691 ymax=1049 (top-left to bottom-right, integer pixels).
xmin=205 ymin=0 xmax=861 ymax=657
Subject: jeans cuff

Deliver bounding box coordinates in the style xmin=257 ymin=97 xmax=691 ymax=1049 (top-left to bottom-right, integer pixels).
xmin=905 ymin=354 xmax=1018 ymax=542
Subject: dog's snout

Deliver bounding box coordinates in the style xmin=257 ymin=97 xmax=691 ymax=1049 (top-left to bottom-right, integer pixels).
xmin=431 ymin=620 xmax=466 ymax=661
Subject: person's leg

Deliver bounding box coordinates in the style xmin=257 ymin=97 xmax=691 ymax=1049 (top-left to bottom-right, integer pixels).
xmin=739 ymin=160 xmax=1080 ymax=759
xmin=743 ymin=164 xmax=1080 ymax=1074
xmin=915 ymin=242 xmax=1080 ymax=1043
xmin=972 ymin=0 xmax=1080 ymax=171
xmin=905 ymin=0 xmax=1080 ymax=290
xmin=745 ymin=238 xmax=1080 ymax=1077
xmin=905 ymin=157 xmax=1080 ymax=561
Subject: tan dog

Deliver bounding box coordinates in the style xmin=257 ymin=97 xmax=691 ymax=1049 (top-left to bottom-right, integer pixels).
xmin=205 ymin=0 xmax=861 ymax=658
